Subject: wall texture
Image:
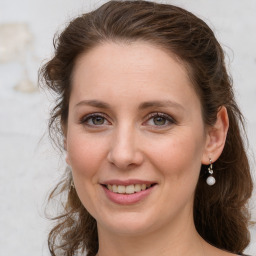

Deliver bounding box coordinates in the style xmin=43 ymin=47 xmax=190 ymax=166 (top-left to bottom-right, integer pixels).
xmin=0 ymin=0 xmax=255 ymax=255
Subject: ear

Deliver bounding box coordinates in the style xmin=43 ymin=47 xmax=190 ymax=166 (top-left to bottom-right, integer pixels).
xmin=201 ymin=106 xmax=229 ymax=164
xmin=64 ymin=137 xmax=71 ymax=166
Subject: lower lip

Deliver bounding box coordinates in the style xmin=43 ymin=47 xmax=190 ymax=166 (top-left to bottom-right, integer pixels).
xmin=102 ymin=185 xmax=156 ymax=205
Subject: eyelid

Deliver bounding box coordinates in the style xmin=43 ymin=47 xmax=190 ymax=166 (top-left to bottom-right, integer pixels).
xmin=143 ymin=112 xmax=176 ymax=126
xmin=79 ymin=111 xmax=176 ymax=128
xmin=80 ymin=112 xmax=111 ymax=126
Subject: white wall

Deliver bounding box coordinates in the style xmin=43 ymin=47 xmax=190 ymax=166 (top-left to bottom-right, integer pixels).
xmin=0 ymin=0 xmax=255 ymax=255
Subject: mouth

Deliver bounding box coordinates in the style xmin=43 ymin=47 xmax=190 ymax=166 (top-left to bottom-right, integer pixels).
xmin=102 ymin=183 xmax=157 ymax=194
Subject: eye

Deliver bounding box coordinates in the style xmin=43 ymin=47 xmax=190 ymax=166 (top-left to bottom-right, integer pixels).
xmin=80 ymin=113 xmax=111 ymax=127
xmin=144 ymin=112 xmax=176 ymax=127
xmin=152 ymin=116 xmax=167 ymax=126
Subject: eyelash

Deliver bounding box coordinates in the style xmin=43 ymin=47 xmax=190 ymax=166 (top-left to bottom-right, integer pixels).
xmin=144 ymin=112 xmax=176 ymax=128
xmin=80 ymin=113 xmax=110 ymax=127
xmin=80 ymin=112 xmax=176 ymax=128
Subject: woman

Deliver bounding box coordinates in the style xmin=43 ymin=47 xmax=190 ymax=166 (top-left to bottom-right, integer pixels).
xmin=40 ymin=1 xmax=254 ymax=256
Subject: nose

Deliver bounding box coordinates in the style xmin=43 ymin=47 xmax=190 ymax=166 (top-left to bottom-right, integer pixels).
xmin=107 ymin=125 xmax=144 ymax=170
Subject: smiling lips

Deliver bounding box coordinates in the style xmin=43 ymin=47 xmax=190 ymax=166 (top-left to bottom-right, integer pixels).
xmin=106 ymin=184 xmax=153 ymax=194
xmin=101 ymin=181 xmax=157 ymax=205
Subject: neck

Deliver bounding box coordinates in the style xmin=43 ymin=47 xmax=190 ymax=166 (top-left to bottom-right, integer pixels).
xmin=96 ymin=213 xmax=206 ymax=256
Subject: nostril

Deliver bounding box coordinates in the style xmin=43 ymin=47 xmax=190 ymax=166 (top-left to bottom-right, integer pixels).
xmin=107 ymin=141 xmax=144 ymax=169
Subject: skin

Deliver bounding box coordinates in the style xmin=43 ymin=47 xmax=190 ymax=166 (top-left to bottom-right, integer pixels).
xmin=65 ymin=42 xmax=232 ymax=256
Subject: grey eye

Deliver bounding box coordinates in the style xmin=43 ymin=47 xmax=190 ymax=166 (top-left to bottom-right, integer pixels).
xmin=153 ymin=116 xmax=167 ymax=125
xmin=91 ymin=116 xmax=105 ymax=125
xmin=81 ymin=113 xmax=111 ymax=127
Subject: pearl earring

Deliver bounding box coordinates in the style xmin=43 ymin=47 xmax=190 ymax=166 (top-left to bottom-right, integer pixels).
xmin=66 ymin=165 xmax=75 ymax=192
xmin=206 ymin=158 xmax=216 ymax=186
xmin=69 ymin=179 xmax=75 ymax=193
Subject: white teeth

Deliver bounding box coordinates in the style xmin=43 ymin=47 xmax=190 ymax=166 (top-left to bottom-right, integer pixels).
xmin=134 ymin=184 xmax=142 ymax=192
xmin=112 ymin=185 xmax=118 ymax=193
xmin=125 ymin=185 xmax=135 ymax=194
xmin=106 ymin=184 xmax=153 ymax=194
xmin=117 ymin=185 xmax=126 ymax=194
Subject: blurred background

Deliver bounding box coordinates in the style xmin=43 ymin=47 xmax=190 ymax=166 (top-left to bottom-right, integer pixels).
xmin=0 ymin=0 xmax=255 ymax=255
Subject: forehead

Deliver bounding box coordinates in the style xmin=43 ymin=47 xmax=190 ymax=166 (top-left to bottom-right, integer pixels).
xmin=70 ymin=41 xmax=200 ymax=110
xmin=73 ymin=41 xmax=189 ymax=83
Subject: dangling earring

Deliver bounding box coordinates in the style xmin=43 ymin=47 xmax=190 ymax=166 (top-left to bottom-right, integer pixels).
xmin=69 ymin=179 xmax=75 ymax=192
xmin=71 ymin=179 xmax=75 ymax=188
xmin=66 ymin=165 xmax=75 ymax=192
xmin=206 ymin=158 xmax=216 ymax=186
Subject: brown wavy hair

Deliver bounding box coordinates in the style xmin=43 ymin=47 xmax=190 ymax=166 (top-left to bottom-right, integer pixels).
xmin=39 ymin=1 xmax=254 ymax=255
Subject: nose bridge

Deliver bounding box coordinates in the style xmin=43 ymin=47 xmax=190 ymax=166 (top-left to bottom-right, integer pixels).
xmin=108 ymin=121 xmax=142 ymax=169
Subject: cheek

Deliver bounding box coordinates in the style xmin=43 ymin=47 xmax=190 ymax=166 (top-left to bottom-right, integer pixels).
xmin=66 ymin=132 xmax=107 ymax=179
xmin=148 ymin=131 xmax=204 ymax=179
xmin=148 ymin=132 xmax=204 ymax=215
xmin=66 ymin=132 xmax=108 ymax=215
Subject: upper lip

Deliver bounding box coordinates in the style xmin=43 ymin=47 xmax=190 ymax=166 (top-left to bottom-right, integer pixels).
xmin=100 ymin=179 xmax=157 ymax=186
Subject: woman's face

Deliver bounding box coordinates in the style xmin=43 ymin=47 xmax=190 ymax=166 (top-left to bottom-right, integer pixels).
xmin=66 ymin=42 xmax=209 ymax=235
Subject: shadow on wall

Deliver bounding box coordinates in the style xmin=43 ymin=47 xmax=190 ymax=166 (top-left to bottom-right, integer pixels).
xmin=0 ymin=23 xmax=38 ymax=93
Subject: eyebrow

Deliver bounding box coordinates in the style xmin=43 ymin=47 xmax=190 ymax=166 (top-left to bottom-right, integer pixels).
xmin=75 ymin=99 xmax=184 ymax=111
xmin=75 ymin=100 xmax=111 ymax=109
xmin=138 ymin=100 xmax=184 ymax=111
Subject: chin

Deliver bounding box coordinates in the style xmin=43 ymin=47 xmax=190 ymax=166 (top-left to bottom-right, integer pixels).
xmin=97 ymin=210 xmax=161 ymax=236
